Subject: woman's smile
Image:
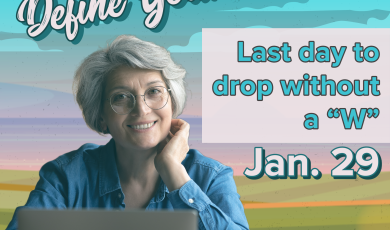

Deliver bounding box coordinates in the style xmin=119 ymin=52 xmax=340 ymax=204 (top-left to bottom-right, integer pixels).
xmin=127 ymin=120 xmax=157 ymax=132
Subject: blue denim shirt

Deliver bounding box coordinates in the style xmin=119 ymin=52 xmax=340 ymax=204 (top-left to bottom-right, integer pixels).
xmin=6 ymin=139 xmax=249 ymax=230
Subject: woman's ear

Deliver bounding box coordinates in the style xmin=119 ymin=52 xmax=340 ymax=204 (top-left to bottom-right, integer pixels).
xmin=99 ymin=115 xmax=108 ymax=134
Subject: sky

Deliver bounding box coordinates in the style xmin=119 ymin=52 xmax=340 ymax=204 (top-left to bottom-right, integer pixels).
xmin=0 ymin=0 xmax=389 ymax=117
xmin=0 ymin=0 xmax=389 ymax=174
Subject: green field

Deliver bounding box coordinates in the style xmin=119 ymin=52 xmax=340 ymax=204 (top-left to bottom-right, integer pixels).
xmin=234 ymin=172 xmax=390 ymax=229
xmin=234 ymin=171 xmax=390 ymax=202
xmin=245 ymin=205 xmax=390 ymax=229
xmin=0 ymin=169 xmax=389 ymax=229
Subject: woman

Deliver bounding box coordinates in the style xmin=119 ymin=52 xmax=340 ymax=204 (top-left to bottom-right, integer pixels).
xmin=6 ymin=35 xmax=249 ymax=230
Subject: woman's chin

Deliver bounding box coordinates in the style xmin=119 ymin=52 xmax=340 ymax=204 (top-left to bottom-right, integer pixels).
xmin=110 ymin=130 xmax=168 ymax=152
xmin=135 ymin=143 xmax=159 ymax=151
xmin=121 ymin=138 xmax=159 ymax=151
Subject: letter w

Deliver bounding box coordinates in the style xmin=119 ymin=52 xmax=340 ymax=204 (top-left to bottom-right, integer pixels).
xmin=340 ymin=108 xmax=367 ymax=129
xmin=280 ymin=80 xmax=303 ymax=96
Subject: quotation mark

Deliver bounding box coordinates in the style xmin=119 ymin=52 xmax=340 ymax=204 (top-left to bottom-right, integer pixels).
xmin=327 ymin=108 xmax=380 ymax=118
xmin=366 ymin=108 xmax=380 ymax=118
xmin=327 ymin=108 xmax=340 ymax=118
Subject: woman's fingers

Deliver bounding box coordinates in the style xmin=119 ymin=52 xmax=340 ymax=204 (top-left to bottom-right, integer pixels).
xmin=170 ymin=119 xmax=190 ymax=137
xmin=170 ymin=119 xmax=184 ymax=133
xmin=155 ymin=119 xmax=190 ymax=165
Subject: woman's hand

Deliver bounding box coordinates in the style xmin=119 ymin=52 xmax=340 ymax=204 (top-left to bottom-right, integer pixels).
xmin=156 ymin=119 xmax=190 ymax=164
xmin=154 ymin=119 xmax=191 ymax=192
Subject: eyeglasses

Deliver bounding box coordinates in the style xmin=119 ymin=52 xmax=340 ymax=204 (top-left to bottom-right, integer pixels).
xmin=106 ymin=86 xmax=171 ymax=115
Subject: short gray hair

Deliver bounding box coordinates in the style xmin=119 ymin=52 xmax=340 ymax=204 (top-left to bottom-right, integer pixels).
xmin=73 ymin=35 xmax=187 ymax=135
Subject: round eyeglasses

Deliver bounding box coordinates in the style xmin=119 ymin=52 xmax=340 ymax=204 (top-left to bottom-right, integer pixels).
xmin=107 ymin=86 xmax=171 ymax=115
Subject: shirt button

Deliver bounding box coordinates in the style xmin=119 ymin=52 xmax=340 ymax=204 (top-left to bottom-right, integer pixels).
xmin=188 ymin=198 xmax=194 ymax=204
xmin=118 ymin=193 xmax=122 ymax=198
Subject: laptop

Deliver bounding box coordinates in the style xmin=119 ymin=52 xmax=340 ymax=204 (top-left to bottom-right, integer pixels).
xmin=18 ymin=208 xmax=198 ymax=230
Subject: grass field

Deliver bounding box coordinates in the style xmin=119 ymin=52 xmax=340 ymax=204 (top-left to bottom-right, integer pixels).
xmin=0 ymin=169 xmax=389 ymax=229
xmin=245 ymin=205 xmax=390 ymax=230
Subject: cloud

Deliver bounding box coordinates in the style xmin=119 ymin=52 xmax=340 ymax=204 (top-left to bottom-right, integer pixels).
xmin=0 ymin=39 xmax=63 ymax=52
xmin=246 ymin=25 xmax=271 ymax=28
xmin=317 ymin=14 xmax=390 ymax=28
xmin=168 ymin=32 xmax=202 ymax=53
xmin=223 ymin=0 xmax=390 ymax=12
xmin=0 ymin=83 xmax=81 ymax=118
xmin=168 ymin=25 xmax=270 ymax=53
xmin=0 ymin=83 xmax=55 ymax=110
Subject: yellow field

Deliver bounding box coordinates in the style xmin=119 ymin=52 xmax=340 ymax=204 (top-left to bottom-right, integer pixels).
xmin=0 ymin=169 xmax=389 ymax=229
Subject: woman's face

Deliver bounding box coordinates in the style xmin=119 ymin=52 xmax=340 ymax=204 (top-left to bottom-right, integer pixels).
xmin=101 ymin=65 xmax=173 ymax=151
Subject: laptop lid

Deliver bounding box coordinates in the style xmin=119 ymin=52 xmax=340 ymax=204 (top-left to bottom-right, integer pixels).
xmin=18 ymin=208 xmax=198 ymax=230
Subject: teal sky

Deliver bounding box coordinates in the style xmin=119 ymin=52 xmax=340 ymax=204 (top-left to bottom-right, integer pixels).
xmin=0 ymin=0 xmax=389 ymax=117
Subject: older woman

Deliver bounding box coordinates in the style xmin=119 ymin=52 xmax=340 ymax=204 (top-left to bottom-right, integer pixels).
xmin=6 ymin=35 xmax=249 ymax=230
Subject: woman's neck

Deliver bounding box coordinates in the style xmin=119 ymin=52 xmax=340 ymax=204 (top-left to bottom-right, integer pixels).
xmin=114 ymin=142 xmax=160 ymax=187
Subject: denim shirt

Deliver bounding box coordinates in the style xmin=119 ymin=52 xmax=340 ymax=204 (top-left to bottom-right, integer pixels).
xmin=6 ymin=139 xmax=249 ymax=230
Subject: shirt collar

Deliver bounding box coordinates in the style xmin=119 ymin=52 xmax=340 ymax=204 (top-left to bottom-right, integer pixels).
xmin=98 ymin=138 xmax=169 ymax=201
xmin=150 ymin=176 xmax=170 ymax=203
xmin=99 ymin=138 xmax=121 ymax=197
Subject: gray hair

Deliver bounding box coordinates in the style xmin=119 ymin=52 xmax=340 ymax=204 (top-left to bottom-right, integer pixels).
xmin=73 ymin=35 xmax=187 ymax=135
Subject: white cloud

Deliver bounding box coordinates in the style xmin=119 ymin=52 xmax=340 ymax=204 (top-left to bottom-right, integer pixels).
xmin=168 ymin=32 xmax=202 ymax=53
xmin=0 ymin=39 xmax=63 ymax=52
xmin=223 ymin=0 xmax=390 ymax=12
xmin=317 ymin=14 xmax=390 ymax=28
xmin=246 ymin=25 xmax=271 ymax=28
